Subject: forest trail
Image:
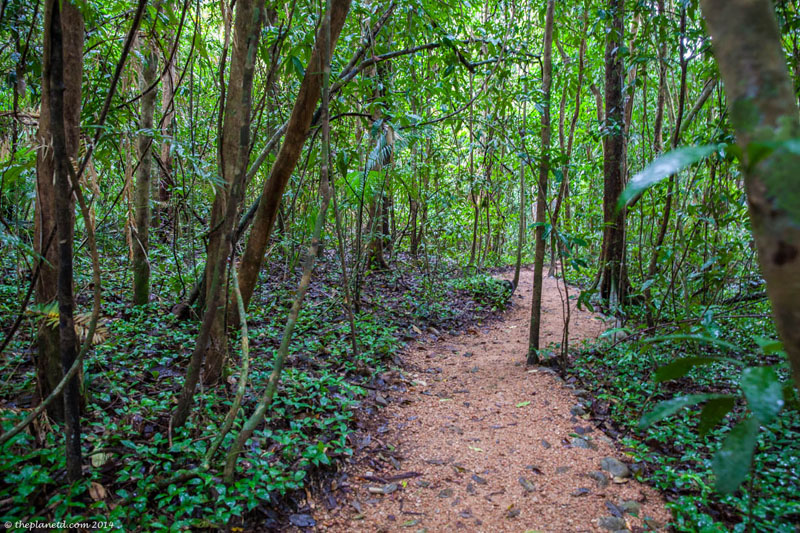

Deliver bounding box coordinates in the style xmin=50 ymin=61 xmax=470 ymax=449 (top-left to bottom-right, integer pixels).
xmin=312 ymin=268 xmax=671 ymax=532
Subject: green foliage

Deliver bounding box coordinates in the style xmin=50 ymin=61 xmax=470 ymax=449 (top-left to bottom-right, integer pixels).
xmin=712 ymin=416 xmax=760 ymax=495
xmin=641 ymin=334 xmax=788 ymax=495
xmin=572 ymin=312 xmax=799 ymax=531
xmin=448 ymin=272 xmax=512 ymax=311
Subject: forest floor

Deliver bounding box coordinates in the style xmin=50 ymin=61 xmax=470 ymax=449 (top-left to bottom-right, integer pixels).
xmin=310 ymin=268 xmax=671 ymax=532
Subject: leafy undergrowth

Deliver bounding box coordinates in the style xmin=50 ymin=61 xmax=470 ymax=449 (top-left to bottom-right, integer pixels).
xmin=0 ymin=252 xmax=511 ymax=530
xmin=565 ymin=304 xmax=800 ymax=532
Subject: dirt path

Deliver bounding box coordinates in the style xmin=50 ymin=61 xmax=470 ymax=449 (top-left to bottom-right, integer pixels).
xmin=313 ymin=269 xmax=670 ymax=532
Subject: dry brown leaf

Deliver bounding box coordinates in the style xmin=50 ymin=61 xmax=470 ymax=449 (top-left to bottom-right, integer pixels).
xmin=89 ymin=481 xmax=107 ymax=501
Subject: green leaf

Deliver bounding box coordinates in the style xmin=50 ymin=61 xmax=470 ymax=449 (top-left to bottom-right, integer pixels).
xmin=740 ymin=366 xmax=784 ymax=424
xmin=646 ymin=333 xmax=744 ymax=353
xmin=654 ymin=356 xmax=729 ymax=383
xmin=712 ymin=416 xmax=760 ymax=494
xmin=698 ymin=396 xmax=735 ymax=437
xmin=752 ymin=336 xmax=784 ymax=355
xmin=290 ymin=55 xmax=305 ymax=79
xmin=639 ymin=393 xmax=723 ymax=429
xmin=516 ymin=401 xmax=531 ymax=408
xmin=618 ymin=145 xmax=719 ymax=208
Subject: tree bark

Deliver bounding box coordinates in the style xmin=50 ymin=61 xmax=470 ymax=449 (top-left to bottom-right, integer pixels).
xmin=34 ymin=0 xmax=83 ymax=422
xmin=157 ymin=30 xmax=177 ymax=230
xmin=700 ymin=0 xmax=800 ymax=389
xmin=598 ymin=0 xmax=627 ymax=306
xmin=198 ymin=0 xmax=270 ymax=385
xmin=132 ymin=33 xmax=159 ymax=306
xmin=236 ymin=0 xmax=352 ymax=311
xmin=45 ymin=0 xmax=82 ymax=481
xmin=528 ymin=0 xmax=554 ymax=364
xmin=645 ymin=4 xmax=686 ymax=323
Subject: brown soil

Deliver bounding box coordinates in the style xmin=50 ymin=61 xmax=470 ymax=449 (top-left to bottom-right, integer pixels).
xmin=312 ymin=268 xmax=670 ymax=532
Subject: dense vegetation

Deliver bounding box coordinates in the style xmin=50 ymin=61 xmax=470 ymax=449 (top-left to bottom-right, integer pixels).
xmin=1 ymin=0 xmax=798 ymax=530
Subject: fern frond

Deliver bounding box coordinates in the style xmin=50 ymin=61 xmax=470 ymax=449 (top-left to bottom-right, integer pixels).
xmin=26 ymin=304 xmax=109 ymax=345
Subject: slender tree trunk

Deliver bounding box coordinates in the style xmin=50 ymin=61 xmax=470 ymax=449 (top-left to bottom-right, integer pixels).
xmin=366 ymin=70 xmax=393 ymax=271
xmin=45 ymin=0 xmax=82 ymax=481
xmin=549 ymin=13 xmax=587 ymax=277
xmin=469 ymin=197 xmax=480 ymax=266
xmin=132 ymin=33 xmax=159 ymax=306
xmin=224 ymin=0 xmax=335 ymax=480
xmin=645 ymin=4 xmax=687 ymax=324
xmin=157 ymin=31 xmax=176 ymax=231
xmin=700 ymin=0 xmax=800 ymax=389
xmin=512 ymin=137 xmax=525 ymax=289
xmin=652 ymin=0 xmax=668 ymax=155
xmin=172 ymin=0 xmax=267 ymax=424
xmin=598 ymin=0 xmax=627 ymax=306
xmin=34 ymin=0 xmax=83 ymax=422
xmin=236 ymin=0 xmax=352 ymax=311
xmin=528 ymin=0 xmax=554 ymax=364
xmin=409 ymin=197 xmax=419 ymax=257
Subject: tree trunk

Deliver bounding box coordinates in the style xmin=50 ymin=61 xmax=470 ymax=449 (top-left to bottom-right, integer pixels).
xmin=34 ymin=0 xmax=83 ymax=422
xmin=598 ymin=0 xmax=627 ymax=307
xmin=700 ymin=0 xmax=800 ymax=389
xmin=549 ymin=13 xmax=587 ymax=277
xmin=45 ymin=0 xmax=82 ymax=481
xmin=172 ymin=0 xmax=267 ymax=423
xmin=469 ymin=196 xmax=480 ymax=266
xmin=236 ymin=0 xmax=352 ymax=311
xmin=132 ymin=33 xmax=159 ymax=306
xmin=157 ymin=32 xmax=176 ymax=231
xmin=512 ymin=147 xmax=525 ymax=290
xmin=223 ymin=0 xmax=336 ymax=480
xmin=528 ymin=0 xmax=554 ymax=364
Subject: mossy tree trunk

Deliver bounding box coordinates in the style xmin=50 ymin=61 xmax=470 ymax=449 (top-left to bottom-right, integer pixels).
xmin=132 ymin=32 xmax=159 ymax=306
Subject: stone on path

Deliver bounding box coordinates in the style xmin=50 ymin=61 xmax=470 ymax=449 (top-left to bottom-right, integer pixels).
xmin=598 ymin=515 xmax=628 ymax=531
xmin=601 ymin=457 xmax=631 ymax=478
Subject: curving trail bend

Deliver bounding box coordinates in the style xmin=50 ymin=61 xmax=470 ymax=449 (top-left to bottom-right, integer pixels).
xmin=313 ymin=268 xmax=670 ymax=532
